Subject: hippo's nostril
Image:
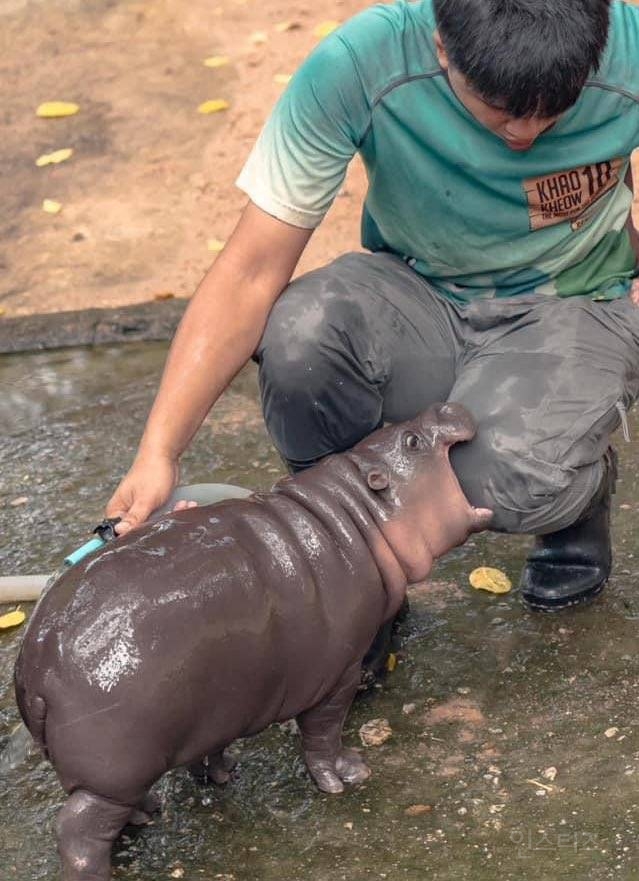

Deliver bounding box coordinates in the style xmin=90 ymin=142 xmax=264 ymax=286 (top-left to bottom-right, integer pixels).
xmin=439 ymin=403 xmax=460 ymax=420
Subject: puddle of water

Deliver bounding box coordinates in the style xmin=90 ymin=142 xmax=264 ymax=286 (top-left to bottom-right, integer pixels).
xmin=2 ymin=343 xmax=639 ymax=881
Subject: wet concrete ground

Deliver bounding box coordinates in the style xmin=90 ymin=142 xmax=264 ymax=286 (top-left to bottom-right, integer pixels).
xmin=2 ymin=342 xmax=639 ymax=880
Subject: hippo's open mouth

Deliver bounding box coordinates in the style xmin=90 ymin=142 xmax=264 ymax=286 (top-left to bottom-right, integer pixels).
xmin=440 ymin=429 xmax=493 ymax=532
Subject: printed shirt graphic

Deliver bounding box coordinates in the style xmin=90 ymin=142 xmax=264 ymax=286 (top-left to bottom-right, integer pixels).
xmin=236 ymin=0 xmax=639 ymax=302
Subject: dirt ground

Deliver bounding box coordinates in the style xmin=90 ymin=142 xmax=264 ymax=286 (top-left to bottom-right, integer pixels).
xmin=1 ymin=0 xmax=368 ymax=317
xmin=3 ymin=0 xmax=638 ymax=319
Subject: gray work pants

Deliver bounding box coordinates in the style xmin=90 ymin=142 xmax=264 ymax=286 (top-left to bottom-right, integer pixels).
xmin=256 ymin=252 xmax=639 ymax=535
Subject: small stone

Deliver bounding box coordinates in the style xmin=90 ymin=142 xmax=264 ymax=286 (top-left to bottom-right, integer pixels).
xmin=344 ymin=821 xmax=353 ymax=830
xmin=10 ymin=496 xmax=29 ymax=507
xmin=488 ymin=804 xmax=505 ymax=814
xmin=457 ymin=806 xmax=468 ymax=815
xmin=542 ymin=766 xmax=557 ymax=782
xmin=359 ymin=718 xmax=392 ymax=747
xmin=620 ymin=504 xmax=632 ymax=510
xmin=170 ymin=869 xmax=185 ymax=879
xmin=605 ymin=727 xmax=620 ymax=738
xmin=402 ymin=703 xmax=416 ymax=715
xmin=456 ymin=687 xmax=471 ymax=695
xmin=404 ymin=804 xmax=432 ymax=816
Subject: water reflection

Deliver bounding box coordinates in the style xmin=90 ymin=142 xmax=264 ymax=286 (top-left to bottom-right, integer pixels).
xmin=1 ymin=343 xmax=638 ymax=880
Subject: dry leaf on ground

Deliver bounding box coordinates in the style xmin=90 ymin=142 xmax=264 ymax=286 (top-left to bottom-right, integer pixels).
xmin=359 ymin=718 xmax=392 ymax=747
xmin=42 ymin=199 xmax=62 ymax=214
xmin=0 ymin=610 xmax=27 ymax=630
xmin=36 ymin=101 xmax=79 ymax=118
xmin=197 ymin=99 xmax=230 ymax=114
xmin=469 ymin=567 xmax=512 ymax=594
xmin=314 ymin=20 xmax=340 ymax=38
xmin=203 ymin=55 xmax=230 ymax=67
xmin=274 ymin=20 xmax=301 ymax=32
xmin=35 ymin=148 xmax=73 ymax=167
xmin=404 ymin=804 xmax=432 ymax=816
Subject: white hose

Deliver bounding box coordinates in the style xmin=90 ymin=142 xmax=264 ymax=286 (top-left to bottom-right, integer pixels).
xmin=0 ymin=575 xmax=49 ymax=603
xmin=0 ymin=483 xmax=253 ymax=603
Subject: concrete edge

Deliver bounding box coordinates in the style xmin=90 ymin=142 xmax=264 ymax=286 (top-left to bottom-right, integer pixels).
xmin=0 ymin=299 xmax=189 ymax=354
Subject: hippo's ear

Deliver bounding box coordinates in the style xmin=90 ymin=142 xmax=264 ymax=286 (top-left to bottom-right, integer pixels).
xmin=366 ymin=468 xmax=390 ymax=492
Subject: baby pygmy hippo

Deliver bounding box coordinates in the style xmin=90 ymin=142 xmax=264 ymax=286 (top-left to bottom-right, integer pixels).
xmin=14 ymin=402 xmax=491 ymax=880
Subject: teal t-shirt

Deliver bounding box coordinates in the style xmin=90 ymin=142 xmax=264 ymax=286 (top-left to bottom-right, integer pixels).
xmin=236 ymin=0 xmax=639 ymax=302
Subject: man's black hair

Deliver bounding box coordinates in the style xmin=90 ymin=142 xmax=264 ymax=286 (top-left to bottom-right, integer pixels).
xmin=433 ymin=0 xmax=611 ymax=118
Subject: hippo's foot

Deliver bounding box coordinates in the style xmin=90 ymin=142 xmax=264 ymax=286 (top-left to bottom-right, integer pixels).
xmin=127 ymin=791 xmax=161 ymax=826
xmin=189 ymin=749 xmax=237 ymax=785
xmin=57 ymin=789 xmax=133 ymax=881
xmin=305 ymin=747 xmax=371 ymax=794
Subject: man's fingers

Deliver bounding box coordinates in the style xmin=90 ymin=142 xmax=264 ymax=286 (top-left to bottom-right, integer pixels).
xmin=172 ymin=500 xmax=198 ymax=512
xmin=631 ymin=149 xmax=639 ymax=232
xmin=113 ymin=500 xmax=153 ymax=535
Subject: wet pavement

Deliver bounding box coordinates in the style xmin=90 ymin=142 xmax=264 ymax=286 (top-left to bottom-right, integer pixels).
xmin=2 ymin=341 xmax=639 ymax=880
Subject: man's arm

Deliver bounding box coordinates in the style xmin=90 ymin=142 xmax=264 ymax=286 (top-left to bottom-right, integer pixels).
xmin=106 ymin=201 xmax=313 ymax=533
xmin=630 ymin=149 xmax=639 ymax=305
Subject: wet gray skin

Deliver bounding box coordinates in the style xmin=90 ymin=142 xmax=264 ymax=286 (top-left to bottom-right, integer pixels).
xmin=2 ymin=341 xmax=639 ymax=881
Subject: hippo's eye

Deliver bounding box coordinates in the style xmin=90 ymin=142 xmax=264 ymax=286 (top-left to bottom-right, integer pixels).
xmin=403 ymin=432 xmax=422 ymax=451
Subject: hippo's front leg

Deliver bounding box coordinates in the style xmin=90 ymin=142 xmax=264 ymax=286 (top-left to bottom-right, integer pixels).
xmin=297 ymin=661 xmax=371 ymax=794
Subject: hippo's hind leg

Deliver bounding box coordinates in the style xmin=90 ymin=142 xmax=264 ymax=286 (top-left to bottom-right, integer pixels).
xmin=297 ymin=661 xmax=371 ymax=794
xmin=56 ymin=789 xmax=134 ymax=881
xmin=127 ymin=791 xmax=161 ymax=826
xmin=189 ymin=748 xmax=237 ymax=785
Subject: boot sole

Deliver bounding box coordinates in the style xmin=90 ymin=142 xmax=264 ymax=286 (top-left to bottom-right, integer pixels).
xmin=521 ymin=579 xmax=607 ymax=613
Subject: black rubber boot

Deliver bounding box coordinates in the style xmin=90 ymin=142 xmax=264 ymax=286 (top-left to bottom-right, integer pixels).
xmin=520 ymin=448 xmax=617 ymax=612
xmin=359 ymin=596 xmax=410 ymax=690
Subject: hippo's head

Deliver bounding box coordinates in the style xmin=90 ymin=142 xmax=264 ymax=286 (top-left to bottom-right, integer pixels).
xmin=348 ymin=403 xmax=492 ymax=584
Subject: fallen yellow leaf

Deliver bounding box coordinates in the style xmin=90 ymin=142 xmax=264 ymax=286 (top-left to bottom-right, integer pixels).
xmin=203 ymin=55 xmax=230 ymax=68
xmin=42 ymin=199 xmax=62 ymax=214
xmin=273 ymin=73 xmax=292 ymax=85
xmin=0 ymin=307 xmax=5 ymax=317
xmin=35 ymin=148 xmax=73 ymax=167
xmin=386 ymin=652 xmax=397 ymax=672
xmin=36 ymin=101 xmax=79 ymax=118
xmin=249 ymin=30 xmax=268 ymax=44
xmin=314 ymin=20 xmax=340 ymax=38
xmin=197 ymin=99 xmax=230 ymax=114
xmin=469 ymin=566 xmax=512 ymax=594
xmin=153 ymin=291 xmax=175 ymax=300
xmin=207 ymin=238 xmax=226 ymax=253
xmin=0 ymin=610 xmax=26 ymax=630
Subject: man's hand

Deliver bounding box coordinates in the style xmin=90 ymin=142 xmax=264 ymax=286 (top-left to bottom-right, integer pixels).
xmin=630 ymin=148 xmax=639 ymax=305
xmin=104 ymin=202 xmax=312 ymax=536
xmin=106 ymin=451 xmax=180 ymax=535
